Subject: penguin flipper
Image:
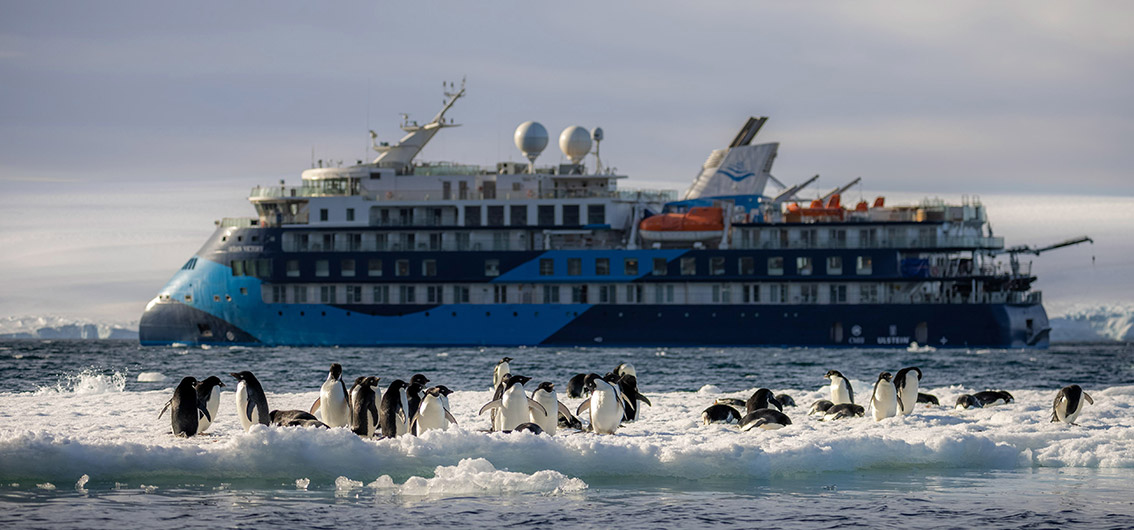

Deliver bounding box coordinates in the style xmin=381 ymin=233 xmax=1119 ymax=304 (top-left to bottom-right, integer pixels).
xmin=199 ymin=404 xmax=211 ymax=422
xmin=557 ymin=402 xmax=573 ymax=419
xmin=478 ymin=400 xmax=503 ymax=416
xmin=527 ymin=398 xmax=548 ymax=416
xmin=445 ymin=410 xmax=458 ymax=425
xmin=637 ymin=393 xmax=652 ymax=407
xmin=158 ymin=399 xmax=172 ymax=418
xmin=310 ymin=397 xmax=321 ymax=415
xmin=247 ymin=400 xmax=258 ymax=425
xmin=575 ymin=398 xmax=591 ymax=417
xmin=409 ymin=413 xmax=420 ymax=433
xmin=1083 ymin=392 xmax=1094 ymax=405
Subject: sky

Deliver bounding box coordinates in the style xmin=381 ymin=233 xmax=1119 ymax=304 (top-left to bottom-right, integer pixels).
xmin=1 ymin=1 xmax=1131 ymax=324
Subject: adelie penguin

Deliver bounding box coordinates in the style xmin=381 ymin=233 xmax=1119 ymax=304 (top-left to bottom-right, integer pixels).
xmin=194 ymin=375 xmax=225 ymax=434
xmin=312 ymin=363 xmax=350 ymax=428
xmin=973 ymin=390 xmax=1014 ymax=407
xmin=270 ymin=409 xmax=328 ymax=428
xmin=917 ymin=393 xmax=940 ymax=406
xmin=739 ymin=409 xmax=792 ymax=431
xmin=410 ymin=386 xmax=458 ymax=435
xmin=616 ymin=374 xmax=651 ymax=423
xmin=954 ymin=394 xmax=983 ymax=409
xmin=823 ymin=403 xmax=865 ymax=421
xmin=575 ymin=373 xmax=627 ymax=435
xmin=160 ymin=376 xmax=210 ymax=437
xmin=231 ymin=371 xmax=270 ymax=431
xmin=479 ymin=374 xmax=546 ymax=432
xmin=406 ymin=373 xmax=431 ymax=423
xmin=379 ymin=379 xmax=409 ymax=438
xmin=702 ymin=404 xmax=742 ymax=425
xmin=775 ymin=393 xmax=796 ymax=408
xmin=566 ymin=373 xmax=589 ymax=399
xmin=493 ymin=357 xmax=512 ymax=390
xmin=746 ymin=388 xmax=782 ymax=413
xmin=894 ymin=367 xmax=922 ymax=416
xmin=825 ymin=370 xmax=854 ymax=405
xmin=529 ymin=382 xmax=573 ymax=435
xmin=808 ymin=399 xmax=835 ymax=417
xmin=869 ymin=372 xmax=899 ymax=421
xmin=1051 ymin=385 xmax=1094 ymax=425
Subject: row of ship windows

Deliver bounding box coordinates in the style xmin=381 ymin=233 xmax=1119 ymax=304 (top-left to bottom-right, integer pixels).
xmin=237 ymin=255 xmax=877 ymax=279
xmin=319 ymin=204 xmax=606 ymax=227
xmin=262 ymin=283 xmax=884 ymax=305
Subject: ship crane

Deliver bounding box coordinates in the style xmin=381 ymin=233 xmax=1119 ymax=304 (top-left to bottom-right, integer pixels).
xmin=995 ymin=235 xmax=1094 ymax=276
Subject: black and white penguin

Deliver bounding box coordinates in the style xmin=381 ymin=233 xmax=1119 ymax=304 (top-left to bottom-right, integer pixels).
xmin=270 ymin=409 xmax=328 ymax=428
xmin=893 ymin=366 xmax=922 ymax=416
xmin=194 ymin=375 xmax=225 ymax=434
xmin=739 ymin=409 xmax=792 ymax=431
xmin=613 ymin=362 xmax=636 ymax=378
xmin=616 ymin=374 xmax=652 ymax=422
xmin=406 ymin=373 xmax=431 ymax=422
xmin=316 ymin=363 xmax=351 ymax=428
xmin=161 ymin=376 xmax=206 ymax=437
xmin=479 ymin=374 xmax=546 ymax=432
xmin=493 ymin=357 xmax=513 ymax=390
xmin=823 ymin=403 xmax=865 ymax=421
xmin=566 ymin=373 xmax=590 ymax=399
xmin=378 ymin=379 xmax=409 ymax=438
xmin=702 ymin=404 xmax=743 ymax=425
xmin=746 ymin=388 xmax=782 ymax=413
xmin=825 ymin=370 xmax=855 ymax=404
xmin=775 ymin=393 xmax=797 ymax=408
xmin=230 ymin=371 xmax=270 ymax=431
xmin=870 ymin=372 xmax=898 ymax=421
xmin=808 ymin=399 xmax=835 ymax=417
xmin=575 ymin=373 xmax=626 ymax=434
xmin=954 ymin=394 xmax=983 ymax=409
xmin=530 ymin=382 xmax=573 ymax=435
xmin=917 ymin=392 xmax=940 ymax=406
xmin=410 ymin=386 xmax=458 ymax=434
xmin=512 ymin=422 xmax=544 ymax=435
xmin=348 ymin=376 xmax=381 ymax=436
xmin=1051 ymin=385 xmax=1094 ymax=424
xmin=973 ymin=390 xmax=1014 ymax=407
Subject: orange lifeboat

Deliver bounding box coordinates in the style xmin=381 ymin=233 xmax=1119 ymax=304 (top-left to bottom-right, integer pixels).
xmin=639 ymin=207 xmax=725 ymax=242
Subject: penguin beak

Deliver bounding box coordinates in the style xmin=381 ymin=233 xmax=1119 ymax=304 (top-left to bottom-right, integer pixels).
xmin=229 ymin=372 xmax=241 ymax=380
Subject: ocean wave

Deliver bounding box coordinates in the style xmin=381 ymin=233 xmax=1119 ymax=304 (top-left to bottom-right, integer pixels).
xmin=33 ymin=369 xmax=127 ymax=395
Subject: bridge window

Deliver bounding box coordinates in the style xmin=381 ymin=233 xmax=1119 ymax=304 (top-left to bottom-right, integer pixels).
xmin=587 ymin=205 xmax=605 ymax=225
xmin=563 ymin=205 xmax=580 ymax=225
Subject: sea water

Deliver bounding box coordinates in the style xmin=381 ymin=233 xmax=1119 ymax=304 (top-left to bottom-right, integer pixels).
xmin=1 ymin=340 xmax=1133 ymax=528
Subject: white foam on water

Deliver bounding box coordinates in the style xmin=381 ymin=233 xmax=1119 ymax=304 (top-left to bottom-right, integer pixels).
xmin=136 ymin=372 xmax=167 ymax=383
xmin=34 ymin=369 xmax=127 ymax=395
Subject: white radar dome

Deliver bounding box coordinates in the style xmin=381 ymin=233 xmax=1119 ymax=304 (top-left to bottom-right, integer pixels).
xmin=559 ymin=125 xmax=593 ymax=164
xmin=514 ymin=121 xmax=548 ymax=162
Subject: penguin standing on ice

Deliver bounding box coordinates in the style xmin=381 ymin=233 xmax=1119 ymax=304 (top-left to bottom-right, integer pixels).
xmin=479 ymin=374 xmax=546 ymax=432
xmin=825 ymin=370 xmax=855 ymax=404
xmin=312 ymin=363 xmax=351 ymax=428
xmin=194 ymin=375 xmax=225 ymax=434
xmin=575 ymin=373 xmax=625 ymax=434
xmin=566 ymin=373 xmax=589 ymax=399
xmin=161 ymin=376 xmax=208 ymax=437
xmin=410 ymin=386 xmax=458 ymax=434
xmin=350 ymin=376 xmax=381 ymax=436
xmin=406 ymin=373 xmax=431 ymax=423
xmin=870 ymin=372 xmax=899 ymax=421
xmin=1051 ymin=385 xmax=1094 ymax=424
xmin=894 ymin=366 xmax=922 ymax=416
xmin=616 ymin=374 xmax=651 ymax=422
xmin=493 ymin=357 xmax=513 ymax=390
xmin=230 ymin=371 xmax=270 ymax=431
xmin=529 ymin=381 xmax=573 ymax=435
xmin=379 ymin=379 xmax=409 ymax=438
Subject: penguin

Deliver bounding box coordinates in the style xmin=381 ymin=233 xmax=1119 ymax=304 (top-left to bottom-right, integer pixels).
xmin=194 ymin=375 xmax=225 ymax=434
xmin=702 ymin=404 xmax=742 ymax=425
xmin=739 ymin=409 xmax=792 ymax=431
xmin=230 ymin=371 xmax=270 ymax=431
xmin=808 ymin=399 xmax=835 ymax=417
xmin=314 ymin=363 xmax=351 ymax=428
xmin=775 ymin=393 xmax=797 ymax=408
xmin=530 ymin=382 xmax=573 ymax=435
xmin=575 ymin=373 xmax=626 ymax=434
xmin=378 ymin=379 xmax=409 ymax=438
xmin=512 ymin=422 xmax=544 ymax=435
xmin=823 ymin=403 xmax=865 ymax=421
xmin=746 ymin=388 xmax=782 ymax=413
xmin=825 ymin=370 xmax=855 ymax=404
xmin=410 ymin=386 xmax=458 ymax=434
xmin=869 ymin=372 xmax=898 ymax=421
xmin=479 ymin=374 xmax=547 ymax=432
xmin=714 ymin=398 xmax=747 ymax=409
xmin=616 ymin=374 xmax=652 ymax=422
xmin=613 ymin=362 xmax=636 ymax=378
xmin=350 ymin=376 xmax=381 ymax=437
xmin=160 ymin=376 xmax=207 ymax=437
xmin=406 ymin=373 xmax=431 ymax=422
xmin=893 ymin=366 xmax=921 ymax=416
xmin=954 ymin=394 xmax=983 ymax=410
xmin=433 ymin=384 xmax=454 ymax=413
xmin=973 ymin=390 xmax=1014 ymax=406
xmin=1051 ymin=385 xmax=1094 ymax=424
xmin=917 ymin=392 xmax=940 ymax=406
xmin=270 ymin=409 xmax=328 ymax=428
xmin=493 ymin=357 xmax=513 ymax=390
xmin=566 ymin=373 xmax=590 ymax=399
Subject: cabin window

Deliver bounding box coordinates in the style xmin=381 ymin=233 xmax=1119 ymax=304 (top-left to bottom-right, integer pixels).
xmin=346 ymin=286 xmax=362 ymax=303
xmin=856 ymin=256 xmax=873 ymax=275
xmin=510 ymin=205 xmax=528 ymax=226
xmin=652 ymin=258 xmax=667 ymax=276
xmin=346 ymin=208 xmax=355 ymax=222
xmin=710 ymin=257 xmax=726 ymax=276
xmin=681 ymin=257 xmax=696 ymax=275
xmin=429 ymin=233 xmax=442 ymax=251
xmin=562 ymin=205 xmax=580 ymax=225
xmin=800 ymin=284 xmax=818 ymax=303
xmin=827 ymin=256 xmax=843 ymax=275
xmin=396 ymin=259 xmax=410 ymax=277
xmin=599 ymin=285 xmax=616 ymax=303
xmin=768 ymin=284 xmax=786 ymax=303
xmin=372 ymin=285 xmax=389 ymax=304
xmin=738 ymin=257 xmax=755 ymax=275
xmin=427 ymin=286 xmax=443 ymax=304
xmin=293 ymin=286 xmax=308 ymax=303
xmin=348 ymin=233 xmax=362 ymax=251
xmin=859 ymin=284 xmax=879 ymax=303
xmin=493 ymin=285 xmax=507 ymax=303
xmin=797 ymin=257 xmax=813 ymax=276
xmin=320 ymin=286 xmax=336 ymax=304
xmin=422 ymin=259 xmax=437 ymax=277
xmin=712 ymin=285 xmax=732 ymax=303
xmin=587 ymin=205 xmax=605 ymax=225
xmin=452 ymin=286 xmax=469 ymax=303
xmin=341 ymin=259 xmax=356 ymax=277
xmin=538 ymin=205 xmax=555 ymax=225
xmin=271 ymin=285 xmax=284 ymax=303
xmin=625 ymin=284 xmax=643 ymax=303
xmin=567 ymin=258 xmax=582 ymax=276
xmin=315 ymin=260 xmax=329 ymax=277
xmin=571 ymin=285 xmax=588 ymax=303
xmin=320 ymin=209 xmax=328 ymax=222
xmin=240 ymin=287 xmax=247 ymax=296
xmin=743 ymin=284 xmax=760 ymax=303
xmin=487 ymin=206 xmax=505 ymax=226
xmin=399 ymin=285 xmax=416 ymax=303
xmin=540 ymin=259 xmax=555 ymax=276
xmin=596 ymin=258 xmax=610 ymax=276
xmin=829 ymin=229 xmax=846 ymax=248
xmin=768 ymin=257 xmax=784 ymax=276
xmin=485 ymin=259 xmax=500 ymax=277
xmin=368 ymin=259 xmax=383 ymax=277
xmin=399 ymin=233 xmax=415 ymax=250
xmin=465 ymin=206 xmax=481 ymax=227
xmin=231 ymin=260 xmax=245 ymax=277
xmin=543 ymin=285 xmax=560 ymax=303
xmin=624 ymin=258 xmax=638 ymax=276
xmin=286 ymin=260 xmax=300 ymax=277
xmin=830 ymin=284 xmax=847 ymax=303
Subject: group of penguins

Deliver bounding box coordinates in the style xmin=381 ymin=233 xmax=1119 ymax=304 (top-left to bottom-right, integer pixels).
xmin=160 ymin=357 xmax=651 ymax=438
xmin=700 ymin=367 xmax=1097 ymax=430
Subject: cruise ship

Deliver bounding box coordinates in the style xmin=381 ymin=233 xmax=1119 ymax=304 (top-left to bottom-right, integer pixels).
xmin=138 ymin=82 xmax=1088 ymax=348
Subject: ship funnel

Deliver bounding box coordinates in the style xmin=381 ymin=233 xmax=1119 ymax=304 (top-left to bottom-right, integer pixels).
xmin=514 ymin=121 xmax=548 ymax=173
